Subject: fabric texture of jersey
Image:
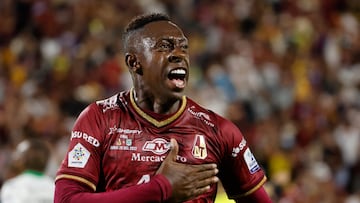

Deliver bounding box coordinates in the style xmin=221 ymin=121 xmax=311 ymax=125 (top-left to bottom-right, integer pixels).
xmin=56 ymin=90 xmax=266 ymax=202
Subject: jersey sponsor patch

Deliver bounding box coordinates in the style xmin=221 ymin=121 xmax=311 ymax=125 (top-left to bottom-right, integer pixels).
xmin=142 ymin=138 xmax=169 ymax=155
xmin=68 ymin=143 xmax=90 ymax=168
xmin=71 ymin=131 xmax=100 ymax=147
xmin=243 ymin=148 xmax=261 ymax=174
xmin=187 ymin=106 xmax=215 ymax=127
xmin=110 ymin=134 xmax=137 ymax=151
xmin=232 ymin=138 xmax=247 ymax=157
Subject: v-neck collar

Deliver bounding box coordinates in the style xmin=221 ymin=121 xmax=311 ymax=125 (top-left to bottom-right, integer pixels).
xmin=129 ymin=89 xmax=187 ymax=128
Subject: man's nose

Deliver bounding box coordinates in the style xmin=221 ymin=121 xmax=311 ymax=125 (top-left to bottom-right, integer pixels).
xmin=168 ymin=47 xmax=187 ymax=63
xmin=168 ymin=55 xmax=183 ymax=63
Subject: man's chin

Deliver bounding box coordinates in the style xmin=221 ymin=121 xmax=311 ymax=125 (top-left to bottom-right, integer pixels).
xmin=167 ymin=89 xmax=186 ymax=100
xmin=172 ymin=91 xmax=185 ymax=99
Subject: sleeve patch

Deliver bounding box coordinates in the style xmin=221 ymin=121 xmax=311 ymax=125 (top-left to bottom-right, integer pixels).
xmin=68 ymin=143 xmax=90 ymax=168
xmin=244 ymin=148 xmax=261 ymax=174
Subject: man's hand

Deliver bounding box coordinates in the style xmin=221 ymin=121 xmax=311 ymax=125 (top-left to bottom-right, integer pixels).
xmin=156 ymin=138 xmax=219 ymax=202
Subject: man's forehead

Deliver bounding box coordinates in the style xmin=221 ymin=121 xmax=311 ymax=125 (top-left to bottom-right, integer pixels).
xmin=141 ymin=21 xmax=186 ymax=39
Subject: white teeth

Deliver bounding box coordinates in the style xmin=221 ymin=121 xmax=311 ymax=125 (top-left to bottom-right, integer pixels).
xmin=170 ymin=69 xmax=186 ymax=74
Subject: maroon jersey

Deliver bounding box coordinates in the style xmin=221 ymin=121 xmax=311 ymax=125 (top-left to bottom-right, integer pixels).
xmin=56 ymin=90 xmax=267 ymax=202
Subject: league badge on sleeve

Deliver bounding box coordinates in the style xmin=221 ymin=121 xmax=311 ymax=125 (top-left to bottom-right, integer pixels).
xmin=243 ymin=148 xmax=261 ymax=174
xmin=68 ymin=143 xmax=90 ymax=168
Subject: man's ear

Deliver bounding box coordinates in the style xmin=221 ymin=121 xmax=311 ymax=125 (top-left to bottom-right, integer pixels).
xmin=125 ymin=53 xmax=143 ymax=75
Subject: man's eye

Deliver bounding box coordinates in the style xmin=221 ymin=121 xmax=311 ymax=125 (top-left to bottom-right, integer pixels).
xmin=181 ymin=45 xmax=189 ymax=50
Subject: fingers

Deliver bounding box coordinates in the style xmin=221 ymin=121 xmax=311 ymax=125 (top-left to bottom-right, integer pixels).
xmin=191 ymin=185 xmax=212 ymax=197
xmin=182 ymin=175 xmax=218 ymax=200
xmin=195 ymin=167 xmax=219 ymax=181
xmin=168 ymin=138 xmax=179 ymax=161
xmin=156 ymin=138 xmax=179 ymax=175
xmin=190 ymin=178 xmax=220 ymax=198
xmin=156 ymin=138 xmax=220 ymax=202
xmin=194 ymin=175 xmax=219 ymax=189
xmin=190 ymin=167 xmax=219 ymax=191
xmin=193 ymin=163 xmax=218 ymax=172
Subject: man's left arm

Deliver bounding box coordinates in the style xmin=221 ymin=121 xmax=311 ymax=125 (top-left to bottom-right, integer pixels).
xmin=216 ymin=117 xmax=272 ymax=203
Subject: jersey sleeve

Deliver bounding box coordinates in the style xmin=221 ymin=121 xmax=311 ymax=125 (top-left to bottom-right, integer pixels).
xmin=55 ymin=103 xmax=105 ymax=191
xmin=54 ymin=174 xmax=172 ymax=203
xmin=217 ymin=117 xmax=267 ymax=199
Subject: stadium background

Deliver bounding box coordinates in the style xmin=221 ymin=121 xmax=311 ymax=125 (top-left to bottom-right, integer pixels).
xmin=0 ymin=0 xmax=360 ymax=202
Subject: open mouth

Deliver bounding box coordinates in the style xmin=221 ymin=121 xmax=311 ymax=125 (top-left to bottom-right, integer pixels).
xmin=167 ymin=68 xmax=187 ymax=89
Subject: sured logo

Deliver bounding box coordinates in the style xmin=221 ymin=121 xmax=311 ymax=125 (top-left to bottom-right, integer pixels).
xmin=142 ymin=138 xmax=170 ymax=155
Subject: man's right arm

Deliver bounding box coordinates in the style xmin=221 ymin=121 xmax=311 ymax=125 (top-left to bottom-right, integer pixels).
xmin=54 ymin=174 xmax=172 ymax=203
xmin=54 ymin=139 xmax=219 ymax=203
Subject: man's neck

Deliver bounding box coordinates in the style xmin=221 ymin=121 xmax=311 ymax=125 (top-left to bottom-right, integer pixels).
xmin=132 ymin=89 xmax=181 ymax=115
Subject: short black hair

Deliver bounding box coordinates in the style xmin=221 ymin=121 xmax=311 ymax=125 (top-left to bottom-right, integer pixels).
xmin=124 ymin=13 xmax=170 ymax=34
xmin=123 ymin=13 xmax=170 ymax=52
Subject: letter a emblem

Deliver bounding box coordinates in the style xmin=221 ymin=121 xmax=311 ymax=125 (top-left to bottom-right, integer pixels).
xmin=192 ymin=135 xmax=207 ymax=159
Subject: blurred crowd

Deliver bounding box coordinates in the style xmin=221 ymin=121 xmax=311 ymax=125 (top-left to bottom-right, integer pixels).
xmin=0 ymin=0 xmax=360 ymax=202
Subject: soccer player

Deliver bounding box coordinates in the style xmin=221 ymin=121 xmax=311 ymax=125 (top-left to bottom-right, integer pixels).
xmin=54 ymin=13 xmax=272 ymax=202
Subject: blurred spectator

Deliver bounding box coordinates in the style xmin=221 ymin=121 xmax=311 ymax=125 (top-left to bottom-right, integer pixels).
xmin=0 ymin=138 xmax=54 ymax=203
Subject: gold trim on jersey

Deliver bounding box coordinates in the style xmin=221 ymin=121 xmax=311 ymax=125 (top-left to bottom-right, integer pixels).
xmin=241 ymin=176 xmax=267 ymax=197
xmin=228 ymin=175 xmax=268 ymax=199
xmin=55 ymin=174 xmax=96 ymax=191
xmin=130 ymin=88 xmax=187 ymax=128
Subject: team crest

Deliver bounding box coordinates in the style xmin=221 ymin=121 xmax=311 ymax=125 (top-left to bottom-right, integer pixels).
xmin=192 ymin=135 xmax=207 ymax=159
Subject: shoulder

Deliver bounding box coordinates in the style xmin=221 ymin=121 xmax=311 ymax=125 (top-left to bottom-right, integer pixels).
xmin=80 ymin=91 xmax=128 ymax=117
xmin=187 ymin=98 xmax=235 ymax=124
xmin=95 ymin=92 xmax=124 ymax=113
xmin=1 ymin=174 xmax=25 ymax=189
xmin=186 ymin=97 xmax=237 ymax=130
xmin=186 ymin=98 xmax=245 ymax=154
xmin=71 ymin=92 xmax=129 ymax=137
xmin=95 ymin=91 xmax=128 ymax=112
